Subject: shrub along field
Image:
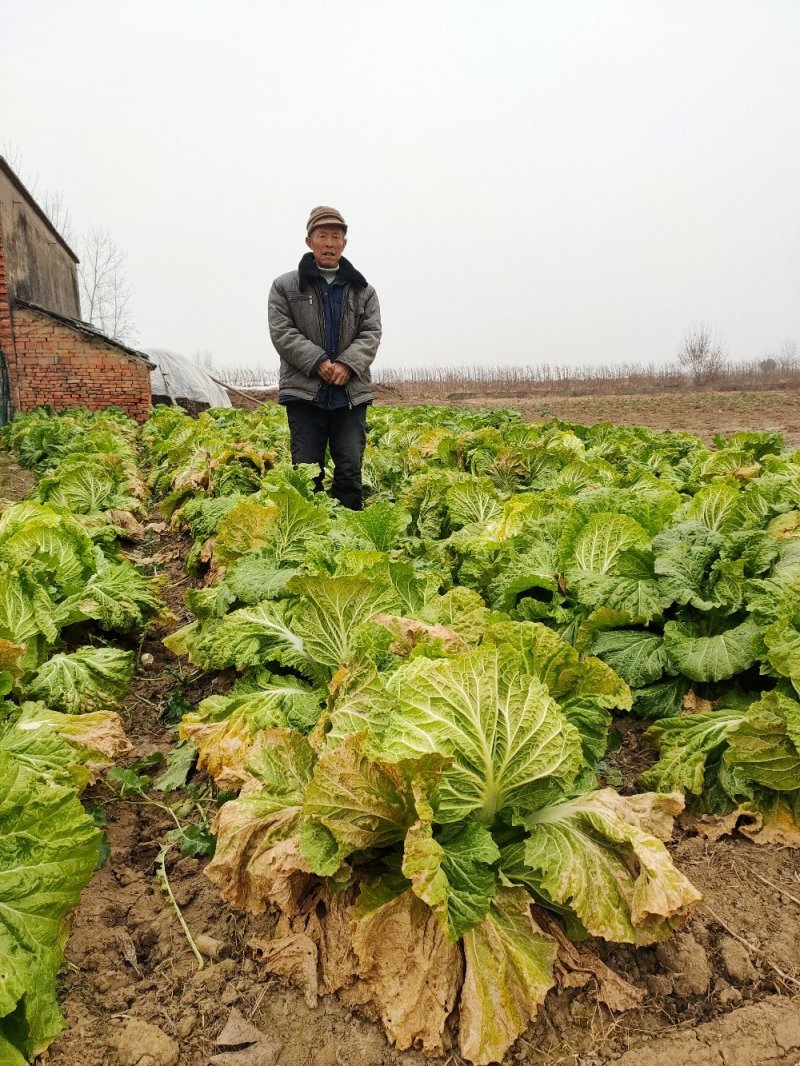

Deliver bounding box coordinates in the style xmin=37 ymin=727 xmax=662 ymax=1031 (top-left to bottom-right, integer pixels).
xmin=1 ymin=401 xmax=799 ymax=1066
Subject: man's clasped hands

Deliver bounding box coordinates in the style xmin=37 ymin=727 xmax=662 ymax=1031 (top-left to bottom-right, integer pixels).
xmin=317 ymin=358 xmax=352 ymax=386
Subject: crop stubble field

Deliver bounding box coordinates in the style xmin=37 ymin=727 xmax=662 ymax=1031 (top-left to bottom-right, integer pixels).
xmin=2 ymin=389 xmax=799 ymax=1066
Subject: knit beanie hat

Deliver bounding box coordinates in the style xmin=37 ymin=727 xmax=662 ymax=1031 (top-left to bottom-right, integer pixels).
xmin=306 ymin=206 xmax=348 ymax=235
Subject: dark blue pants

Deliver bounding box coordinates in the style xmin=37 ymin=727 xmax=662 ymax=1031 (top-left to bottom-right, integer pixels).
xmin=285 ymin=401 xmax=367 ymax=510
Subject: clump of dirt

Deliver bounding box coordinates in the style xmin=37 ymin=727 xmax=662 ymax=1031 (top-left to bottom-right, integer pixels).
xmin=602 ymin=716 xmax=653 ymax=792
xmin=114 ymin=1017 xmax=180 ymax=1066
xmin=609 ymin=998 xmax=800 ymax=1065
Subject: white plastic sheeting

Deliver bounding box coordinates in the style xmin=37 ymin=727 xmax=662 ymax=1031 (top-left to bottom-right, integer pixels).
xmin=147 ymin=348 xmax=232 ymax=408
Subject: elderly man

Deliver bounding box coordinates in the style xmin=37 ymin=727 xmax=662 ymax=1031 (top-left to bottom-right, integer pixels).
xmin=268 ymin=206 xmax=381 ymax=510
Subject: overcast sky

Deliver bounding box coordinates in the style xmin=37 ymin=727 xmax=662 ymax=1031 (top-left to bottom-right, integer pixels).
xmin=3 ymin=1 xmax=799 ymax=374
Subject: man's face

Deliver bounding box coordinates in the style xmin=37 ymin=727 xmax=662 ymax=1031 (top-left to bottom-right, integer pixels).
xmin=306 ymin=226 xmax=347 ymax=268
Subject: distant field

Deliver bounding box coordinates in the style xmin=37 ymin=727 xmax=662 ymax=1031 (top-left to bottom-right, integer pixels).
xmin=474 ymin=388 xmax=800 ymax=446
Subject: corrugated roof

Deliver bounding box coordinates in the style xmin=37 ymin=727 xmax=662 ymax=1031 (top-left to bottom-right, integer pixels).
xmin=14 ymin=298 xmax=156 ymax=368
xmin=0 ymin=157 xmax=80 ymax=262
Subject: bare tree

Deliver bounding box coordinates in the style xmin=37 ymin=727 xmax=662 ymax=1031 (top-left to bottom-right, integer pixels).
xmin=193 ymin=349 xmax=215 ymax=369
xmin=39 ymin=189 xmax=76 ymax=249
xmin=78 ymin=228 xmax=136 ymax=343
xmin=1 ymin=142 xmax=31 ymax=184
xmin=1 ymin=144 xmax=72 ymax=243
xmin=677 ymin=324 xmax=725 ymax=385
xmin=779 ymin=338 xmax=798 ymax=365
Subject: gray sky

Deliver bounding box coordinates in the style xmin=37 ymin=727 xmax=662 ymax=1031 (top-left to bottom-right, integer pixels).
xmin=3 ymin=1 xmax=799 ymax=373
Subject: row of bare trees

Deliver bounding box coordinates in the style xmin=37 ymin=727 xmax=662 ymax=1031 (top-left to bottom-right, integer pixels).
xmin=214 ymin=332 xmax=800 ymax=396
xmin=676 ymin=328 xmax=799 ymax=385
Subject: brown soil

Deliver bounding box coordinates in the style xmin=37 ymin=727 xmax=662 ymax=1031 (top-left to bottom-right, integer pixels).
xmin=3 ymin=413 xmax=794 ymax=1066
xmin=510 ymin=389 xmax=800 ymax=447
xmin=0 ymin=451 xmax=35 ymax=500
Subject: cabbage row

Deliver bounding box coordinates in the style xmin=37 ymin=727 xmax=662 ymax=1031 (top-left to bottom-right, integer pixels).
xmin=148 ymin=404 xmax=800 ymax=835
xmin=0 ymin=408 xmax=164 ymax=1063
xmin=9 ymin=402 xmax=799 ymax=1063
xmin=146 ymin=403 xmax=800 ymax=1060
xmin=141 ymin=404 xmax=781 ymax=1062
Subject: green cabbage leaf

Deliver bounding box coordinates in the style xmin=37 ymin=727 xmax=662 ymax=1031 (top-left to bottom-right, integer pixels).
xmin=507 ymin=789 xmax=701 ymax=945
xmin=378 ymin=645 xmax=584 ymax=824
xmin=0 ymin=751 xmax=100 ymax=1059
xmin=23 ymin=647 xmax=134 ymax=714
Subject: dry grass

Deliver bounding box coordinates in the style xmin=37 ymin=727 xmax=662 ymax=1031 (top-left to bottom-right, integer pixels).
xmin=217 ymin=354 xmax=800 ymax=400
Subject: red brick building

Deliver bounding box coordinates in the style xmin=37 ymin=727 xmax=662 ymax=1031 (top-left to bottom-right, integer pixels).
xmin=0 ymin=158 xmax=153 ymax=424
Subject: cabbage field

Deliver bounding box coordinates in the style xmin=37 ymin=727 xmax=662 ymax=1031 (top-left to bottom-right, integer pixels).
xmin=1 ymin=402 xmax=799 ymax=1065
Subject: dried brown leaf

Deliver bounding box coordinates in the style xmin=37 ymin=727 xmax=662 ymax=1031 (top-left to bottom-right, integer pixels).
xmin=215 ymin=1007 xmax=269 ymax=1048
xmin=114 ymin=928 xmax=141 ymax=976
xmin=683 ymin=802 xmax=800 ymax=848
xmin=681 ymin=810 xmax=741 ymax=842
xmin=736 ymin=802 xmax=800 ymax=848
xmin=371 ymin=613 xmax=470 ymax=657
xmin=541 ymin=912 xmax=645 ymax=1012
xmin=205 ymin=805 xmax=314 ymax=917
xmin=270 ymin=883 xmax=359 ymax=995
xmin=340 ymin=889 xmax=462 ymax=1055
xmin=732 ymin=464 xmax=762 ymax=481
xmin=199 ymin=536 xmax=216 ymax=563
xmin=314 ymin=887 xmax=361 ymax=995
xmin=0 ymin=638 xmax=25 ymax=676
xmin=78 ymin=711 xmax=134 ymax=781
xmin=249 ymin=933 xmax=318 ymax=1007
xmin=107 ymin=509 xmax=145 ymax=540
xmin=682 ymin=690 xmax=715 ymax=714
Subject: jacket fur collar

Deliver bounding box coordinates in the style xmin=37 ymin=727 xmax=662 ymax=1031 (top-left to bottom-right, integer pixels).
xmin=298 ymin=252 xmax=368 ymax=292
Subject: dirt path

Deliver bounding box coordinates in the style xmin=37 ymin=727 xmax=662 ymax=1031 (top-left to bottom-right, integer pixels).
xmin=0 ymin=451 xmax=34 ymax=499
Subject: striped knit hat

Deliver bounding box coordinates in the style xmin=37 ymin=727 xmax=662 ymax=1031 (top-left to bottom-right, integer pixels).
xmin=306 ymin=205 xmax=348 ymax=235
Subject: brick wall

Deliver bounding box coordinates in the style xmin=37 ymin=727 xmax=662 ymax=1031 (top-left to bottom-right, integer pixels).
xmin=0 ymin=239 xmax=17 ymax=390
xmin=9 ymin=305 xmax=152 ymax=422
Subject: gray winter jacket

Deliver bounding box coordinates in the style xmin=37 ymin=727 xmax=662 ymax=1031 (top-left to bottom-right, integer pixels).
xmin=268 ymin=253 xmax=381 ymax=406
